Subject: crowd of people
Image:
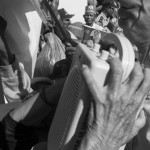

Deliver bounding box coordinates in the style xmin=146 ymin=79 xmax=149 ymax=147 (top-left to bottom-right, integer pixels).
xmin=0 ymin=0 xmax=150 ymax=150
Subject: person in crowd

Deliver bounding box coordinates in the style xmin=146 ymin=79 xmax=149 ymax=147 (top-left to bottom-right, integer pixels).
xmin=117 ymin=0 xmax=150 ymax=149
xmin=83 ymin=4 xmax=104 ymax=30
xmin=57 ymin=8 xmax=79 ymax=41
xmin=107 ymin=17 xmax=123 ymax=34
xmin=0 ymin=34 xmax=149 ymax=150
xmin=1 ymin=1 xmax=150 ymax=150
xmin=58 ymin=8 xmax=74 ymax=30
xmin=1 ymin=9 xmax=150 ymax=150
xmin=82 ymin=4 xmax=106 ymax=45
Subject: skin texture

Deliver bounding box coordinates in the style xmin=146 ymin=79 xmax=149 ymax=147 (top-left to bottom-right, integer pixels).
xmin=78 ymin=58 xmax=150 ymax=150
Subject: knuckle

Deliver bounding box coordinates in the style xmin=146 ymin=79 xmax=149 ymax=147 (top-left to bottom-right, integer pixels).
xmin=108 ymin=92 xmax=118 ymax=102
xmin=116 ymin=65 xmax=123 ymax=75
xmin=136 ymin=71 xmax=144 ymax=81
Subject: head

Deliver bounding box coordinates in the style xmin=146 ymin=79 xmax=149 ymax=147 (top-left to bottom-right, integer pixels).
xmin=58 ymin=8 xmax=74 ymax=29
xmin=111 ymin=17 xmax=118 ymax=27
xmin=83 ymin=5 xmax=97 ymax=26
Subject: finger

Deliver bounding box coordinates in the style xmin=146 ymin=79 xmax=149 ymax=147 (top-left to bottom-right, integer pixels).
xmin=136 ymin=68 xmax=150 ymax=103
xmin=107 ymin=58 xmax=123 ymax=93
xmin=125 ymin=63 xmax=144 ymax=97
xmin=81 ymin=64 xmax=103 ymax=103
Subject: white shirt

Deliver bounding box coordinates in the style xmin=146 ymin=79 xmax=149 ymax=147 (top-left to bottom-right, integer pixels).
xmin=92 ymin=23 xmax=104 ymax=31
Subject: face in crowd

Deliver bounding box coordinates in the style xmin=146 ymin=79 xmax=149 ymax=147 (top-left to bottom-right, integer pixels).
xmin=83 ymin=12 xmax=96 ymax=26
xmin=62 ymin=18 xmax=71 ymax=29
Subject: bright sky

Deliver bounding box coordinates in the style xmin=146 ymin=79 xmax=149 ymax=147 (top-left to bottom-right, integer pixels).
xmin=59 ymin=0 xmax=87 ymax=23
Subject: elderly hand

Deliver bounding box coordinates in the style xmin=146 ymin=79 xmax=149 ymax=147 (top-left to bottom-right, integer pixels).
xmin=79 ymin=58 xmax=150 ymax=150
xmin=118 ymin=0 xmax=150 ymax=63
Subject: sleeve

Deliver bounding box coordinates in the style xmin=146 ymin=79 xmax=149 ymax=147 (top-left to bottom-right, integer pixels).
xmin=0 ymin=56 xmax=33 ymax=103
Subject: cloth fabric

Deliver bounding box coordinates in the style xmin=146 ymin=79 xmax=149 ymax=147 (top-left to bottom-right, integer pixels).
xmin=91 ymin=23 xmax=104 ymax=31
xmin=68 ymin=22 xmax=84 ymax=41
xmin=0 ymin=0 xmax=42 ymax=78
xmin=0 ymin=56 xmax=32 ymax=103
xmin=34 ymin=32 xmax=66 ymax=78
xmin=85 ymin=5 xmax=96 ymax=14
xmin=0 ymin=113 xmax=38 ymax=150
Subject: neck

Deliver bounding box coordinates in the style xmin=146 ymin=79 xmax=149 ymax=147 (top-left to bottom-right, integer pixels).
xmin=86 ymin=23 xmax=94 ymax=27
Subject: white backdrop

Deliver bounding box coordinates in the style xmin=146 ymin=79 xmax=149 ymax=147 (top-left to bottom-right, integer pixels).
xmin=59 ymin=0 xmax=87 ymax=23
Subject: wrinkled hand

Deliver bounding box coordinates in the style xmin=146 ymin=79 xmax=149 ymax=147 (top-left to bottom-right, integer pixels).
xmin=79 ymin=58 xmax=150 ymax=150
xmin=118 ymin=0 xmax=150 ymax=62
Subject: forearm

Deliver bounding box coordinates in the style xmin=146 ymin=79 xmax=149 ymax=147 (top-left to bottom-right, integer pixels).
xmin=78 ymin=134 xmax=102 ymax=150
